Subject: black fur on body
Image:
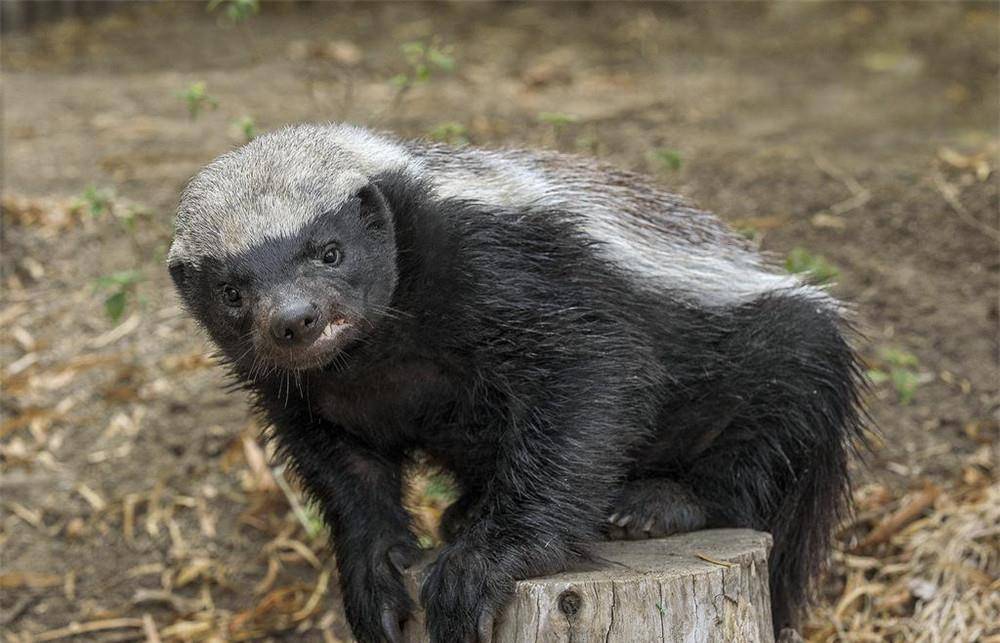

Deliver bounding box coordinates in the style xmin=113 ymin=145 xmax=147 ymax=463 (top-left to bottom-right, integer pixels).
xmin=169 ymin=125 xmax=865 ymax=642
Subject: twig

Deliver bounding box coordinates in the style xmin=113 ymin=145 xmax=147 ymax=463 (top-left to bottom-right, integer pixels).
xmin=31 ymin=618 xmax=145 ymax=641
xmin=291 ymin=569 xmax=330 ymax=621
xmin=932 ymin=171 xmax=1000 ymax=242
xmin=142 ymin=614 xmax=162 ymax=643
xmin=856 ymin=483 xmax=941 ymax=550
xmin=695 ymin=552 xmax=736 ymax=568
xmin=1 ymin=593 xmax=39 ymax=626
xmin=272 ymin=464 xmax=320 ymax=539
xmin=812 ymin=154 xmax=872 ymax=217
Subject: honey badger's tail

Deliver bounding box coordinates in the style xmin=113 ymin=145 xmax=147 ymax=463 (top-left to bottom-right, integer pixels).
xmin=678 ymin=291 xmax=867 ymax=633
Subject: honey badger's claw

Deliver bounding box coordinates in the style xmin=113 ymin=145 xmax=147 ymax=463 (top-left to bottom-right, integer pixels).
xmin=477 ymin=611 xmax=495 ymax=643
xmin=387 ymin=542 xmax=421 ymax=575
xmin=605 ymin=479 xmax=707 ymax=541
xmin=380 ymin=606 xmax=405 ymax=643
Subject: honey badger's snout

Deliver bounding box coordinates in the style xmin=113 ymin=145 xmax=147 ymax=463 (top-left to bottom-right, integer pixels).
xmin=260 ymin=289 xmax=355 ymax=368
xmin=270 ymin=298 xmax=323 ymax=346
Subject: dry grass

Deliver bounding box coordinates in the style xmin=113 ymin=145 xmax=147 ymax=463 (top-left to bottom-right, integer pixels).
xmin=806 ymin=446 xmax=998 ymax=642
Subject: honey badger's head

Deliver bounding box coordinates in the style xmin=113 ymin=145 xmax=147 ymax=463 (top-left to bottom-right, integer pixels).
xmin=168 ymin=125 xmax=410 ymax=372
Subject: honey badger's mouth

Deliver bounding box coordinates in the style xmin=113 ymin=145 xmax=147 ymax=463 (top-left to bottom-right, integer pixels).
xmin=316 ymin=317 xmax=351 ymax=344
xmin=262 ymin=316 xmax=356 ymax=371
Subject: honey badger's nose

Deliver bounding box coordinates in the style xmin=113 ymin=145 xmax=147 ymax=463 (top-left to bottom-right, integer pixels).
xmin=270 ymin=300 xmax=322 ymax=346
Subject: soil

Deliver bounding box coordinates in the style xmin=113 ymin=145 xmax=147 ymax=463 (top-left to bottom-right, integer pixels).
xmin=2 ymin=2 xmax=997 ymax=641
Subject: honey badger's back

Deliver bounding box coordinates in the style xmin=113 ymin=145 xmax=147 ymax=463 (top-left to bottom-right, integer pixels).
xmin=406 ymin=139 xmax=822 ymax=307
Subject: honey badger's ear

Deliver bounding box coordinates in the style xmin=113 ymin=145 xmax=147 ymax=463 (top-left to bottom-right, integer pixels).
xmin=355 ymin=183 xmax=392 ymax=232
xmin=166 ymin=240 xmax=190 ymax=289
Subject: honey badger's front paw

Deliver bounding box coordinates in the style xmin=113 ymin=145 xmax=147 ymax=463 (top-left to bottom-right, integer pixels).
xmin=340 ymin=541 xmax=421 ymax=643
xmin=420 ymin=542 xmax=512 ymax=643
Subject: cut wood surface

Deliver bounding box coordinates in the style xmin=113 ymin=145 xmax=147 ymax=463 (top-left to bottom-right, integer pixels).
xmin=403 ymin=529 xmax=774 ymax=643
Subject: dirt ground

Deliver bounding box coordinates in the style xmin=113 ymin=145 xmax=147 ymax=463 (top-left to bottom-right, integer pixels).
xmin=1 ymin=2 xmax=997 ymax=641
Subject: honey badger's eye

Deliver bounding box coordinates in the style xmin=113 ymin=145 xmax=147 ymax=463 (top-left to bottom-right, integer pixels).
xmin=221 ymin=285 xmax=242 ymax=307
xmin=322 ymin=244 xmax=342 ymax=265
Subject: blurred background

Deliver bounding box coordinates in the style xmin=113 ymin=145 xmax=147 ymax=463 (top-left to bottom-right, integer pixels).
xmin=1 ymin=2 xmax=997 ymax=641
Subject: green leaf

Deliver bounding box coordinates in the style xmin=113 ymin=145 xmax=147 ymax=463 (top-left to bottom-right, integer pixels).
xmin=650 ymin=148 xmax=683 ymax=171
xmin=179 ymin=81 xmax=218 ymax=120
xmin=427 ymin=122 xmax=469 ymax=145
xmin=401 ymin=41 xmax=425 ymax=63
xmin=78 ymin=185 xmax=115 ymax=218
xmin=866 ymin=369 xmax=890 ymax=385
xmin=234 ymin=115 xmax=257 ymax=141
xmin=785 ymin=247 xmax=839 ymax=284
xmin=427 ymin=48 xmax=455 ymax=72
xmin=94 ymin=270 xmax=142 ymax=290
xmin=890 ymin=368 xmax=920 ymax=405
xmin=879 ymin=346 xmax=919 ymax=368
xmin=538 ymin=112 xmax=579 ymax=127
xmin=208 ymin=0 xmax=258 ymax=24
xmin=104 ymin=291 xmax=128 ymax=323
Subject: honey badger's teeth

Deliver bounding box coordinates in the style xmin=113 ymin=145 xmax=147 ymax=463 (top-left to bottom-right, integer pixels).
xmin=320 ymin=318 xmax=350 ymax=340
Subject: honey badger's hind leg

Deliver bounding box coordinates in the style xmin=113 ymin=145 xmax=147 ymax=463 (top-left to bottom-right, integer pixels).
xmin=662 ymin=291 xmax=865 ymax=634
xmin=604 ymin=479 xmax=707 ymax=540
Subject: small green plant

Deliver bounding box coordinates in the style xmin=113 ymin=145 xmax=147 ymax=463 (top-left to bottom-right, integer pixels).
xmin=207 ymin=0 xmax=258 ymax=24
xmin=115 ymin=205 xmax=148 ymax=234
xmin=785 ymin=247 xmax=839 ymax=284
xmin=178 ymin=81 xmax=218 ymax=120
xmin=538 ymin=112 xmax=579 ymax=128
xmin=74 ymin=186 xmax=148 ymax=235
xmin=77 ymin=185 xmax=116 ymax=218
xmin=94 ymin=270 xmax=142 ymax=323
xmin=234 ymin=115 xmax=257 ymax=141
xmin=736 ymin=226 xmax=762 ymax=246
xmin=538 ymin=112 xmax=579 ymax=145
xmin=867 ymin=346 xmax=923 ymax=405
xmin=427 ymin=121 xmax=468 ymax=145
xmin=300 ymin=502 xmax=326 ymax=540
xmin=650 ymin=148 xmax=683 ymax=172
xmin=575 ymin=133 xmax=600 ymax=154
xmin=390 ymin=38 xmax=456 ymax=92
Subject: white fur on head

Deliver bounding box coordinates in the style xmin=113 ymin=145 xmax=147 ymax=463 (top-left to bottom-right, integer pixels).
xmin=170 ymin=123 xmax=417 ymax=267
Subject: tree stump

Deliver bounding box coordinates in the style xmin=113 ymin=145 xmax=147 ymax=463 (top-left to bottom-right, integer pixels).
xmin=403 ymin=529 xmax=774 ymax=642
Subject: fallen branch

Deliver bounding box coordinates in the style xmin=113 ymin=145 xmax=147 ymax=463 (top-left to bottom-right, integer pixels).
xmin=856 ymin=483 xmax=941 ymax=550
xmin=31 ymin=618 xmax=145 ymax=641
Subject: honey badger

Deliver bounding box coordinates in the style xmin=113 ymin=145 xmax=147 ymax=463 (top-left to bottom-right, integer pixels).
xmin=168 ymin=123 xmax=865 ymax=642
